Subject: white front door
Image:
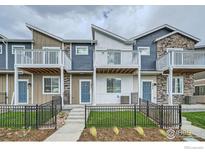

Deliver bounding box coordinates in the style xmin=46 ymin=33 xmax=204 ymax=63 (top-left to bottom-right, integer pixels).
xmin=79 ymin=80 xmax=91 ymax=104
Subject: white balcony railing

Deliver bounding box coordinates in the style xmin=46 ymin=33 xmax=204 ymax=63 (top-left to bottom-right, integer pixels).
xmin=15 ymin=49 xmax=71 ymax=70
xmin=157 ymin=50 xmax=205 ymax=71
xmin=95 ymin=50 xmax=139 ymax=68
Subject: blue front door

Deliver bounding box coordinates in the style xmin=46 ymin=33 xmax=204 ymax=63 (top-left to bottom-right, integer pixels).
xmin=142 ymin=81 xmax=152 ymax=102
xmin=18 ymin=81 xmax=28 ymax=104
xmin=80 ymin=81 xmax=91 ymax=104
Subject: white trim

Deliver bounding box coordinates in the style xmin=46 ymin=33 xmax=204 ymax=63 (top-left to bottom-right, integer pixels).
xmin=75 ymin=46 xmax=89 ymax=55
xmin=18 ymin=79 xmax=29 ymax=104
xmin=6 ymin=74 xmax=8 ymax=104
xmin=42 ymin=46 xmax=61 ymax=50
xmin=138 ymin=47 xmax=150 ymax=56
xmin=79 ymin=79 xmax=92 ymax=104
xmin=12 ymin=45 xmax=25 ymax=54
xmin=70 ymin=74 xmax=72 ymax=104
xmin=5 ymin=42 xmax=8 ymax=69
xmin=166 ymin=48 xmax=183 ymax=52
xmin=31 ymin=73 xmax=34 ymax=104
xmin=42 ymin=76 xmax=60 ymax=95
xmin=0 ymin=45 xmax=2 ymax=54
xmin=141 ymin=80 xmax=154 ymax=103
xmin=167 ymin=76 xmax=184 ymax=95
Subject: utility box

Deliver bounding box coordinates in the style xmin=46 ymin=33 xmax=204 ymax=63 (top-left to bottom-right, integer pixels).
xmin=120 ymin=96 xmax=129 ymax=104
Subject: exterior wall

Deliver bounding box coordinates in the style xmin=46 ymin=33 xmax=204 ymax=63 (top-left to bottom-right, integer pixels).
xmin=134 ymin=28 xmax=172 ymax=71
xmin=156 ymin=33 xmax=196 ymax=104
xmin=72 ymin=43 xmax=93 ymax=71
xmin=0 ymin=42 xmax=6 ymax=69
xmin=64 ymin=72 xmax=70 ymax=104
xmin=195 ymin=79 xmax=205 ymax=86
xmin=96 ymin=74 xmax=136 ymax=104
xmin=32 ymin=30 xmax=62 ymax=49
xmin=71 ymin=74 xmax=92 ymax=104
xmin=94 ymin=31 xmax=132 ymax=50
xmin=0 ymin=74 xmax=6 ymax=103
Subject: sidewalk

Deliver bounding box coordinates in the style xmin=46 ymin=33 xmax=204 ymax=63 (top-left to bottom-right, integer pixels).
xmin=45 ymin=108 xmax=85 ymax=141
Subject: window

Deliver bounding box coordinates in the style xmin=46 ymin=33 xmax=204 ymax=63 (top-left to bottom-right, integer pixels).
xmin=76 ymin=46 xmax=89 ymax=55
xmin=166 ymin=48 xmax=183 ymax=52
xmin=43 ymin=47 xmax=60 ymax=64
xmin=43 ymin=76 xmax=60 ymax=94
xmin=0 ymin=45 xmax=2 ymax=54
xmin=12 ymin=45 xmax=25 ymax=54
xmin=107 ymin=78 xmax=121 ymax=93
xmin=195 ymin=86 xmax=205 ymax=95
xmin=138 ymin=47 xmax=150 ymax=56
xmin=167 ymin=77 xmax=184 ymax=94
xmin=107 ymin=51 xmax=121 ymax=65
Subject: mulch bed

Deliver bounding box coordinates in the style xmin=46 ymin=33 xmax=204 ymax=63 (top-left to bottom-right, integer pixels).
xmin=0 ymin=111 xmax=68 ymax=141
xmin=78 ymin=128 xmax=184 ymax=141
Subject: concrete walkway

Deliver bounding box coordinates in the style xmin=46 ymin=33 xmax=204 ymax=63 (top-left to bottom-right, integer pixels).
xmin=45 ymin=106 xmax=85 ymax=141
xmin=182 ymin=117 xmax=205 ymax=140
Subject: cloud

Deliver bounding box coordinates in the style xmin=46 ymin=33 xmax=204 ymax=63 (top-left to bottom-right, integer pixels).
xmin=0 ymin=5 xmax=204 ymax=44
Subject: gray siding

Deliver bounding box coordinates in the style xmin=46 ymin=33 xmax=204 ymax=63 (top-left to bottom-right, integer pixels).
xmin=133 ymin=28 xmax=172 ymax=71
xmin=72 ymin=43 xmax=93 ymax=71
xmin=0 ymin=42 xmax=6 ymax=69
xmin=8 ymin=42 xmax=32 ymax=70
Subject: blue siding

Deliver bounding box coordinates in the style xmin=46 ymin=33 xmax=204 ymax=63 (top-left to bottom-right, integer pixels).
xmin=0 ymin=42 xmax=6 ymax=69
xmin=7 ymin=42 xmax=32 ymax=70
xmin=133 ymin=28 xmax=172 ymax=71
xmin=72 ymin=43 xmax=93 ymax=71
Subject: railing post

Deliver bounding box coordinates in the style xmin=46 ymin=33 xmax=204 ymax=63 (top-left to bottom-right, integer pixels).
xmin=51 ymin=99 xmax=54 ymax=118
xmin=134 ymin=103 xmax=137 ymax=127
xmin=159 ymin=105 xmax=164 ymax=128
xmin=179 ymin=104 xmax=182 ymax=129
xmin=24 ymin=106 xmax=27 ymax=129
xmin=139 ymin=98 xmax=141 ymax=112
xmin=5 ymin=92 xmax=7 ymax=105
xmin=54 ymin=104 xmax=57 ymax=130
xmin=85 ymin=105 xmax=87 ymax=128
xmin=146 ymin=100 xmax=149 ymax=117
xmin=36 ymin=104 xmax=39 ymax=129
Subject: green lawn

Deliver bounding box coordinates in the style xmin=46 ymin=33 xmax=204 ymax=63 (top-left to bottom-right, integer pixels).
xmin=0 ymin=110 xmax=53 ymax=129
xmin=86 ymin=111 xmax=157 ymax=128
xmin=182 ymin=112 xmax=205 ymax=129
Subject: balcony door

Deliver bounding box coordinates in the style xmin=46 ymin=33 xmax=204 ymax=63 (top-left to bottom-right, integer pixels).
xmin=42 ymin=47 xmax=60 ymax=64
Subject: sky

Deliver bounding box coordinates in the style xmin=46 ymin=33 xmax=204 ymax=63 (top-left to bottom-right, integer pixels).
xmin=0 ymin=5 xmax=204 ymax=45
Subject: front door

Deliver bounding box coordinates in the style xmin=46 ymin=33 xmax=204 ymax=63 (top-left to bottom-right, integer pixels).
xmin=18 ymin=80 xmax=28 ymax=104
xmin=80 ymin=80 xmax=91 ymax=104
xmin=142 ymin=81 xmax=152 ymax=102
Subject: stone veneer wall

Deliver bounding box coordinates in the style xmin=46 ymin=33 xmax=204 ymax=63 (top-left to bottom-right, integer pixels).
xmin=64 ymin=72 xmax=70 ymax=104
xmin=156 ymin=33 xmax=196 ymax=104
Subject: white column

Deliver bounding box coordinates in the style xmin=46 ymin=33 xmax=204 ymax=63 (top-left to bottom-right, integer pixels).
xmin=6 ymin=74 xmax=8 ymax=104
xmin=168 ymin=67 xmax=173 ymax=105
xmin=60 ymin=66 xmax=64 ymax=106
xmin=93 ymin=67 xmax=96 ymax=105
xmin=138 ymin=50 xmax=141 ymax=104
xmin=70 ymin=74 xmax=72 ymax=104
xmin=31 ymin=73 xmax=34 ymax=104
xmin=14 ymin=67 xmax=18 ymax=105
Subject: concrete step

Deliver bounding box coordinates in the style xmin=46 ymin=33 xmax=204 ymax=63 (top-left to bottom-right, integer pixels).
xmin=69 ymin=116 xmax=85 ymax=119
xmin=67 ymin=119 xmax=85 ymax=123
xmin=69 ymin=112 xmax=84 ymax=116
xmin=63 ymin=105 xmax=85 ymax=110
xmin=183 ymin=121 xmax=192 ymax=125
xmin=71 ymin=109 xmax=84 ymax=113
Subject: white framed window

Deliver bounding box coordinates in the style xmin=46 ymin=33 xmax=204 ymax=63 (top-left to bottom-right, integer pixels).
xmin=167 ymin=76 xmax=184 ymax=94
xmin=43 ymin=76 xmax=60 ymax=94
xmin=166 ymin=48 xmax=183 ymax=52
xmin=0 ymin=45 xmax=2 ymax=54
xmin=107 ymin=78 xmax=121 ymax=93
xmin=107 ymin=51 xmax=121 ymax=65
xmin=138 ymin=47 xmax=150 ymax=56
xmin=76 ymin=46 xmax=89 ymax=55
xmin=12 ymin=45 xmax=25 ymax=54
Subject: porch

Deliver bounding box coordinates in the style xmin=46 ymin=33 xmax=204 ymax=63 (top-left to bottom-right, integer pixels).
xmin=157 ymin=49 xmax=205 ymax=105
xmin=14 ymin=49 xmax=71 ymax=106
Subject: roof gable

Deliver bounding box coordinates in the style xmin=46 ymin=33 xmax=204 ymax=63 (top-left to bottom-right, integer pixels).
xmin=0 ymin=34 xmax=8 ymax=39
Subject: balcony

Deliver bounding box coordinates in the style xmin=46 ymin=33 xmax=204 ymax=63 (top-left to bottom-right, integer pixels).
xmin=15 ymin=49 xmax=71 ymax=73
xmin=157 ymin=50 xmax=205 ymax=73
xmin=95 ymin=50 xmax=139 ymax=74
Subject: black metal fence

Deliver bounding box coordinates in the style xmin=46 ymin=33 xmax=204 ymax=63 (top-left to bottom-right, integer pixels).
xmin=0 ymin=96 xmax=62 ymax=129
xmin=0 ymin=92 xmax=7 ymax=105
xmin=85 ymin=101 xmax=181 ymax=129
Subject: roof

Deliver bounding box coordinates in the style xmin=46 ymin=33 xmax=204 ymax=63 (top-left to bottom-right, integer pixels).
xmin=0 ymin=34 xmax=7 ymax=39
xmin=129 ymin=24 xmax=200 ymax=42
xmin=195 ymin=45 xmax=205 ymax=49
xmin=63 ymin=39 xmax=97 ymax=44
xmin=154 ymin=31 xmax=200 ymax=42
xmin=91 ymin=24 xmax=133 ymax=44
xmin=0 ymin=39 xmax=33 ymax=42
xmin=26 ymin=23 xmax=63 ymax=41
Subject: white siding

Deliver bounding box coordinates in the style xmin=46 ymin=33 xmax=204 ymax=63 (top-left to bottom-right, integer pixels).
xmin=96 ymin=74 xmax=137 ymax=104
xmin=94 ymin=31 xmax=132 ymax=50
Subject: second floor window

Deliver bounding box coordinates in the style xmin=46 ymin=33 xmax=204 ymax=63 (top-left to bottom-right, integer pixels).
xmin=138 ymin=47 xmax=150 ymax=56
xmin=76 ymin=46 xmax=89 ymax=55
xmin=12 ymin=45 xmax=25 ymax=54
xmin=107 ymin=51 xmax=121 ymax=65
xmin=0 ymin=45 xmax=2 ymax=54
